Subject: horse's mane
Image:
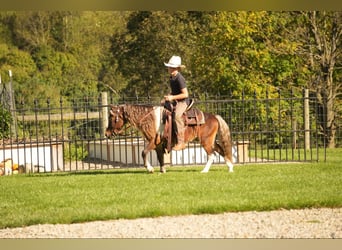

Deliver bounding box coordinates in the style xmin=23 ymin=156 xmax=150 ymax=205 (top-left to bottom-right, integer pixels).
xmin=123 ymin=104 xmax=159 ymax=136
xmin=125 ymin=103 xmax=155 ymax=108
xmin=123 ymin=104 xmax=157 ymax=112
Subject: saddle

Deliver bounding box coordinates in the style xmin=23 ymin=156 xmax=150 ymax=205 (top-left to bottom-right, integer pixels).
xmin=182 ymin=99 xmax=205 ymax=125
xmin=162 ymin=99 xmax=205 ymax=152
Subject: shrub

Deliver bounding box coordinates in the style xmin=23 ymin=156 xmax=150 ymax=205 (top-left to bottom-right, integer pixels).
xmin=63 ymin=143 xmax=88 ymax=161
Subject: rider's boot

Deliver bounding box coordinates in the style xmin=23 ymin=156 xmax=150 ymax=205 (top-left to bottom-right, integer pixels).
xmin=172 ymin=129 xmax=186 ymax=151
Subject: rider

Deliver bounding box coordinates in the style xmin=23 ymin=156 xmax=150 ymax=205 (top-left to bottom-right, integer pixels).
xmin=163 ymin=55 xmax=190 ymax=151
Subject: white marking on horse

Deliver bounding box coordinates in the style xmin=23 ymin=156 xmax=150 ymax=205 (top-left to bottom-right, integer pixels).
xmin=201 ymin=154 xmax=215 ymax=173
xmin=153 ymin=106 xmax=163 ymax=135
xmin=146 ymin=160 xmax=154 ymax=173
xmin=226 ymin=160 xmax=234 ymax=172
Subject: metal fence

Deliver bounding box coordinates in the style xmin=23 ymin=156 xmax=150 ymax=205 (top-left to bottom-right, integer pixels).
xmin=0 ymin=89 xmax=336 ymax=173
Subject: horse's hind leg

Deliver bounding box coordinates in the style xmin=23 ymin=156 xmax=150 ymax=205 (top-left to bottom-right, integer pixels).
xmin=214 ymin=143 xmax=234 ymax=172
xmin=199 ymin=124 xmax=218 ymax=173
xmin=201 ymin=154 xmax=215 ymax=173
xmin=225 ymin=158 xmax=234 ymax=172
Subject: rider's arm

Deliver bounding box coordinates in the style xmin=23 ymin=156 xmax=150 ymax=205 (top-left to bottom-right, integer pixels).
xmin=164 ymin=87 xmax=188 ymax=102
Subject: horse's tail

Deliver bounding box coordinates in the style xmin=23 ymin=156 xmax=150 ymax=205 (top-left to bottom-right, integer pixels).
xmin=215 ymin=115 xmax=233 ymax=162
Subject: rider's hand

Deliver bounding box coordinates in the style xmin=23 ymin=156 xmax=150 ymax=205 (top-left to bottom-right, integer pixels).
xmin=164 ymin=95 xmax=173 ymax=101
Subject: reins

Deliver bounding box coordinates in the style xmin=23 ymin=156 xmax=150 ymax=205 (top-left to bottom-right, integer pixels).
xmin=119 ymin=124 xmax=131 ymax=134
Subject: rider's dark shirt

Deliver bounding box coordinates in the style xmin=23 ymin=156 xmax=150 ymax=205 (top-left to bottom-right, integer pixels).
xmin=169 ymin=72 xmax=189 ymax=104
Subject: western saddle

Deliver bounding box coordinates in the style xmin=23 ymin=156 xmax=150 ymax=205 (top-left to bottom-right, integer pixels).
xmin=162 ymin=99 xmax=205 ymax=152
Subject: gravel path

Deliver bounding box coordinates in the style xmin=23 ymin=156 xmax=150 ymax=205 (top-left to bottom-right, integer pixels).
xmin=0 ymin=208 xmax=341 ymax=238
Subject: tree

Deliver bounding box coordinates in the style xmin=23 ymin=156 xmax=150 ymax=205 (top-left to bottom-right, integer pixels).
xmin=57 ymin=11 xmax=128 ymax=98
xmin=0 ymin=43 xmax=37 ymax=80
xmin=13 ymin=11 xmax=57 ymax=50
xmin=189 ymin=12 xmax=302 ymax=98
xmin=0 ymin=11 xmax=128 ymax=101
xmin=111 ymin=11 xmax=199 ymax=98
xmin=298 ymin=11 xmax=341 ymax=148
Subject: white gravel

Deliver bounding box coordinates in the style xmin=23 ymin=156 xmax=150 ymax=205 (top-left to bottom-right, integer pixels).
xmin=0 ymin=208 xmax=341 ymax=238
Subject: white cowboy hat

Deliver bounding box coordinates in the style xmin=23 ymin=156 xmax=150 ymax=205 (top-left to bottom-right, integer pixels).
xmin=164 ymin=55 xmax=185 ymax=68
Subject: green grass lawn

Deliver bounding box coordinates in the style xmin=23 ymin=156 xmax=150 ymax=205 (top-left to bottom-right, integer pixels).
xmin=0 ymin=148 xmax=341 ymax=229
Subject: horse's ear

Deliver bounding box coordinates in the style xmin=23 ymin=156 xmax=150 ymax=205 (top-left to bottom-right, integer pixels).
xmin=119 ymin=104 xmax=126 ymax=112
xmin=109 ymin=105 xmax=114 ymax=116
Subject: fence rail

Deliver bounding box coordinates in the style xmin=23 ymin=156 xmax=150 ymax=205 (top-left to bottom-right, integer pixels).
xmin=21 ymin=112 xmax=100 ymax=121
xmin=0 ymin=89 xmax=334 ymax=174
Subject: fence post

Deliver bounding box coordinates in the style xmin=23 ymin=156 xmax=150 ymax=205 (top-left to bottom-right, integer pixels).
xmin=292 ymin=117 xmax=297 ymax=149
xmin=8 ymin=70 xmax=17 ymax=136
xmin=304 ymin=89 xmax=310 ymax=150
xmin=101 ymin=92 xmax=108 ymax=137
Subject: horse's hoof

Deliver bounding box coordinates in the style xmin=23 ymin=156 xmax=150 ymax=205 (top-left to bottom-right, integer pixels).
xmin=146 ymin=165 xmax=154 ymax=173
xmin=200 ymin=170 xmax=208 ymax=173
xmin=148 ymin=168 xmax=154 ymax=174
xmin=160 ymin=168 xmax=166 ymax=173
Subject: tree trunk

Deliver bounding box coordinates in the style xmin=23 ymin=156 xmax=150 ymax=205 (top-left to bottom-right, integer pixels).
xmin=308 ymin=11 xmax=340 ymax=148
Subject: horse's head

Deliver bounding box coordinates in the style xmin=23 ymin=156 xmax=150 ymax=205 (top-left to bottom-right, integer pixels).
xmin=105 ymin=104 xmax=126 ymax=138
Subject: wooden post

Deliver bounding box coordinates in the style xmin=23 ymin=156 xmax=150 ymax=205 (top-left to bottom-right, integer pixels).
xmin=304 ymin=89 xmax=310 ymax=150
xmin=8 ymin=70 xmax=17 ymax=136
xmin=100 ymin=92 xmax=108 ymax=137
xmin=292 ymin=117 xmax=297 ymax=149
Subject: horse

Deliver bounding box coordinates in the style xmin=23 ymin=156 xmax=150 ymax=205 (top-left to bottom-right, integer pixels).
xmin=105 ymin=103 xmax=234 ymax=174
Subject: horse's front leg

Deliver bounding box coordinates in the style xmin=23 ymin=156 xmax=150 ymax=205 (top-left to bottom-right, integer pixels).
xmin=142 ymin=141 xmax=156 ymax=173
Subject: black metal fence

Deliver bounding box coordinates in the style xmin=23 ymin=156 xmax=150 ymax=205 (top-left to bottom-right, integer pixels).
xmin=0 ymin=89 xmax=337 ymax=173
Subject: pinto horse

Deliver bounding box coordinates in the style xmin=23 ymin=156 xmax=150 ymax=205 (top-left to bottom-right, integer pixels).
xmin=105 ymin=103 xmax=233 ymax=174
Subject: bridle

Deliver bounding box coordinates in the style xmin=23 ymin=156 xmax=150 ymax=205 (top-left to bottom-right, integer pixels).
xmin=112 ymin=107 xmax=121 ymax=123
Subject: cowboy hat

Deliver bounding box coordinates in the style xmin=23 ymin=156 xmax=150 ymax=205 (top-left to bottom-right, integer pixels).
xmin=164 ymin=55 xmax=185 ymax=68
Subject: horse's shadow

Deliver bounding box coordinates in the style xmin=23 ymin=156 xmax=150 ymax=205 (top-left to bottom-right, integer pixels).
xmin=71 ymin=166 xmax=216 ymax=176
xmin=25 ymin=167 xmax=149 ymax=178
xmin=163 ymin=166 xmax=221 ymax=173
xmin=69 ymin=158 xmax=149 ymax=176
xmin=70 ymin=169 xmax=147 ymax=176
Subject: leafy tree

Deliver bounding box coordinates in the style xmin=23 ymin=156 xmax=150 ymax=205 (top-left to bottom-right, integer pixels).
xmin=189 ymin=12 xmax=302 ymax=98
xmin=0 ymin=43 xmax=37 ymax=83
xmin=56 ymin=11 xmax=128 ymax=99
xmin=294 ymin=11 xmax=342 ymax=148
xmin=0 ymin=11 xmax=128 ymax=103
xmin=111 ymin=11 xmax=199 ymax=98
xmin=13 ymin=11 xmax=57 ymax=50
